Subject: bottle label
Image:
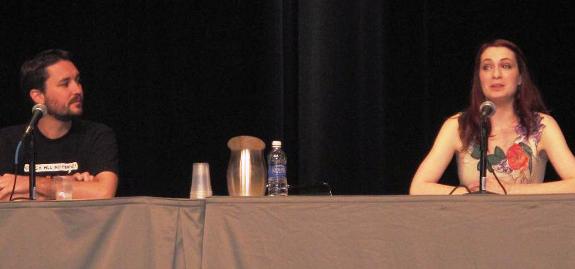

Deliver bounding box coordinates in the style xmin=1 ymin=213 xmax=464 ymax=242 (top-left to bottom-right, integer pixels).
xmin=268 ymin=164 xmax=286 ymax=178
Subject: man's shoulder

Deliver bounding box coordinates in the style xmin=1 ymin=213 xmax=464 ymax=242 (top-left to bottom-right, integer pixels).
xmin=0 ymin=124 xmax=27 ymax=138
xmin=73 ymin=120 xmax=115 ymax=134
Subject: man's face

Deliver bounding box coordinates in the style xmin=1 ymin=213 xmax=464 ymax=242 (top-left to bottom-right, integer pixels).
xmin=42 ymin=60 xmax=83 ymax=121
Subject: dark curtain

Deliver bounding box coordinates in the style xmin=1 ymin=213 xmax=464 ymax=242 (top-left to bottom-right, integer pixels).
xmin=1 ymin=0 xmax=574 ymax=196
xmin=295 ymin=0 xmax=426 ymax=194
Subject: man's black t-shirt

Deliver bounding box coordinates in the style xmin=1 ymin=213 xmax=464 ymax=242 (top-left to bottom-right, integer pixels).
xmin=0 ymin=120 xmax=118 ymax=177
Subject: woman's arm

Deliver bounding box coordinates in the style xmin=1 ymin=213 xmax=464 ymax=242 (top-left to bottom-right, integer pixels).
xmin=410 ymin=116 xmax=465 ymax=195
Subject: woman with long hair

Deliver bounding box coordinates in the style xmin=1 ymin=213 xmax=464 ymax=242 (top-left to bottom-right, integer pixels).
xmin=410 ymin=39 xmax=575 ymax=194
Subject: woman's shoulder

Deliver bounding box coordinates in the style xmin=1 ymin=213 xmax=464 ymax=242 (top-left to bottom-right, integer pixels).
xmin=443 ymin=113 xmax=462 ymax=127
xmin=436 ymin=113 xmax=462 ymax=141
xmin=438 ymin=113 xmax=463 ymax=150
xmin=537 ymin=112 xmax=556 ymax=125
xmin=534 ymin=112 xmax=564 ymax=136
xmin=449 ymin=112 xmax=463 ymax=119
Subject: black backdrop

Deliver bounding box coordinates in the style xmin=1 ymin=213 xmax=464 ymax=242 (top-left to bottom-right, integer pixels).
xmin=1 ymin=0 xmax=574 ymax=197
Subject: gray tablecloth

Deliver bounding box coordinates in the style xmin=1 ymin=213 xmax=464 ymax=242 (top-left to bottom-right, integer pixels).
xmin=2 ymin=195 xmax=575 ymax=268
xmin=0 ymin=197 xmax=204 ymax=269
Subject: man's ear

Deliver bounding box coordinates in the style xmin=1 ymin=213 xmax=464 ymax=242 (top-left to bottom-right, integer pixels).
xmin=29 ymin=89 xmax=45 ymax=104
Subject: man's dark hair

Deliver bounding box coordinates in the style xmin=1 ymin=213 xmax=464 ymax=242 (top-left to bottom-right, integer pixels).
xmin=20 ymin=49 xmax=72 ymax=94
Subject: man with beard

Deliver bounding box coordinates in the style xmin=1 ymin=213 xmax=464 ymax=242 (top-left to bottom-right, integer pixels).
xmin=0 ymin=49 xmax=118 ymax=200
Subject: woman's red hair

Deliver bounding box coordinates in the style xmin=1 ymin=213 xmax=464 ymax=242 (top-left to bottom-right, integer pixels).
xmin=458 ymin=39 xmax=548 ymax=150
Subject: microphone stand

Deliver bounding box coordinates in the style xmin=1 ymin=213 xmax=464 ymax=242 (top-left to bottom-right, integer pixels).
xmin=469 ymin=116 xmax=496 ymax=194
xmin=29 ymin=131 xmax=37 ymax=200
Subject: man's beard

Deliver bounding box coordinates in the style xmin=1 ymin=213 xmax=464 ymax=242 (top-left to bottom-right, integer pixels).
xmin=53 ymin=113 xmax=77 ymax=122
xmin=46 ymin=105 xmax=81 ymax=122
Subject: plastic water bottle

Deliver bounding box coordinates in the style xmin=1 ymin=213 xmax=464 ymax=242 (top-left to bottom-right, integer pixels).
xmin=267 ymin=140 xmax=288 ymax=196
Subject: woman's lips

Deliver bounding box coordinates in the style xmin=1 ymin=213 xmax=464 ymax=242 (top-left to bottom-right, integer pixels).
xmin=490 ymin=83 xmax=505 ymax=89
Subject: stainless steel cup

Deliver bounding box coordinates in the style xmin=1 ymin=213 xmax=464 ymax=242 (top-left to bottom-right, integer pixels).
xmin=226 ymin=136 xmax=266 ymax=196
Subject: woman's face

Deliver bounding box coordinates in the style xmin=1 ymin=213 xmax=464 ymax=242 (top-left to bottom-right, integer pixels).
xmin=479 ymin=46 xmax=522 ymax=103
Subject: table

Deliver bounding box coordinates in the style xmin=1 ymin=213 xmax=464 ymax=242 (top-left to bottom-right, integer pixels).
xmin=0 ymin=197 xmax=204 ymax=268
xmin=2 ymin=195 xmax=575 ymax=268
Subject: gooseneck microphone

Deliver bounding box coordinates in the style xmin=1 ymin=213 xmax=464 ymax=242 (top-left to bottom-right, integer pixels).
xmin=479 ymin=101 xmax=496 ymax=118
xmin=22 ymin=104 xmax=47 ymax=139
xmin=11 ymin=104 xmax=47 ymax=200
xmin=470 ymin=100 xmax=497 ymax=195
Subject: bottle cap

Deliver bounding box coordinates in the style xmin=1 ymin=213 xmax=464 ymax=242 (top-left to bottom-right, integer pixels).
xmin=271 ymin=140 xmax=282 ymax=147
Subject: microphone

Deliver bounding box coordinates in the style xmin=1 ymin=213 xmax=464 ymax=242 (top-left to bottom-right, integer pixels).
xmin=22 ymin=104 xmax=47 ymax=138
xmin=479 ymin=101 xmax=496 ymax=118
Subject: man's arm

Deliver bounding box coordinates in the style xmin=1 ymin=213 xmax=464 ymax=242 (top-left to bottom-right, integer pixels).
xmin=83 ymin=123 xmax=119 ymax=198
xmin=0 ymin=171 xmax=118 ymax=200
xmin=0 ymin=174 xmax=25 ymax=200
xmin=64 ymin=171 xmax=118 ymax=199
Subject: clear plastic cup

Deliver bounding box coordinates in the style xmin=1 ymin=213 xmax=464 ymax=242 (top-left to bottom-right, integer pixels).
xmin=53 ymin=176 xmax=73 ymax=200
xmin=189 ymin=163 xmax=212 ymax=199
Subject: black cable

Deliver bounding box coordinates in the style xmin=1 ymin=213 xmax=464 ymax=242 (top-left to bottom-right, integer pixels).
xmin=8 ymin=170 xmax=31 ymax=201
xmin=491 ymin=170 xmax=508 ymax=195
xmin=8 ymin=171 xmax=18 ymax=201
xmin=449 ymin=185 xmax=459 ymax=195
xmin=449 ymin=185 xmax=471 ymax=195
xmin=9 ymin=140 xmax=29 ymax=201
xmin=487 ymin=159 xmax=508 ymax=195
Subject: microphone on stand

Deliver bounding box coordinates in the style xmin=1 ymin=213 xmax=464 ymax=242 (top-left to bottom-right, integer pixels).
xmin=14 ymin=104 xmax=47 ymax=200
xmin=15 ymin=104 xmax=47 ymax=164
xmin=21 ymin=104 xmax=47 ymax=140
xmin=470 ymin=100 xmax=497 ymax=194
xmin=479 ymin=101 xmax=496 ymax=118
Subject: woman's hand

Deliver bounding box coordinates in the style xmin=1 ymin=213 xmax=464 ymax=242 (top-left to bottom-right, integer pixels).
xmin=468 ymin=178 xmax=512 ymax=194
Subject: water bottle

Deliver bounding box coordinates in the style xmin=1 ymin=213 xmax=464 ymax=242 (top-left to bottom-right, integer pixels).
xmin=267 ymin=140 xmax=288 ymax=196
